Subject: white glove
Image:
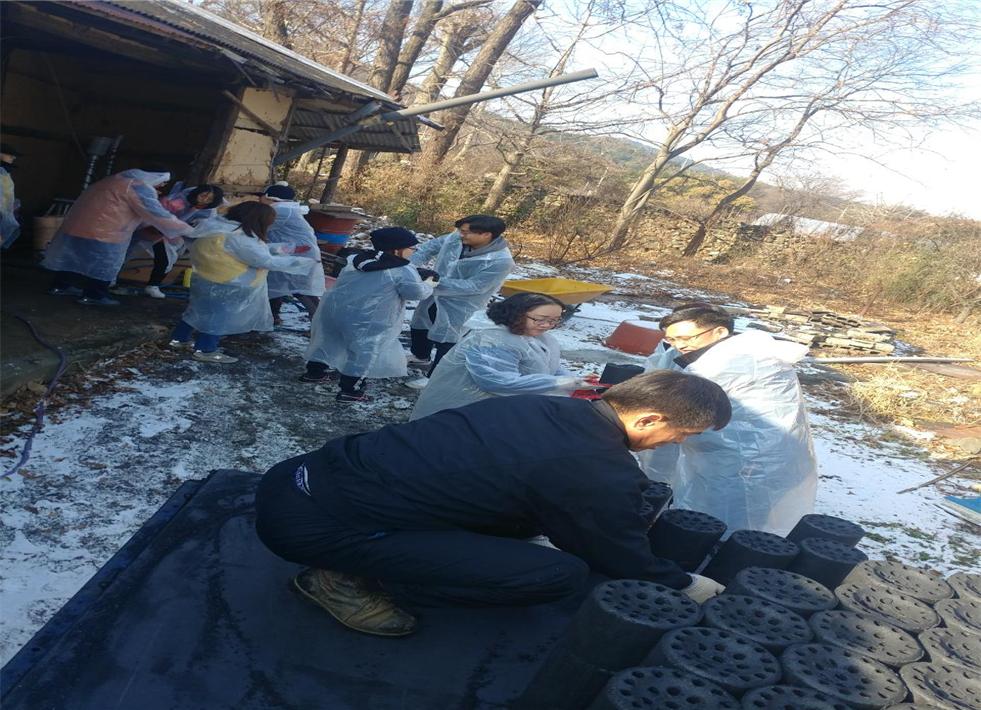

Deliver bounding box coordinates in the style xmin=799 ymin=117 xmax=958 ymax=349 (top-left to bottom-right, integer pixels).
xmin=422 ymin=277 xmax=437 ymax=284
xmin=553 ymin=375 xmax=582 ymax=391
xmin=681 ymin=573 xmax=725 ymax=603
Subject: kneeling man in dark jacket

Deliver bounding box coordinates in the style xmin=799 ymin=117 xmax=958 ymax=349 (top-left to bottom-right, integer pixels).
xmin=255 ymin=370 xmax=731 ymax=637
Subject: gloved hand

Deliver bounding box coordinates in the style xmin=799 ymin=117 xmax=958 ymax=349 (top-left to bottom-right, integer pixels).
xmin=681 ymin=573 xmax=725 ymax=603
xmin=422 ymin=277 xmax=437 ymax=285
xmin=416 ymin=268 xmax=440 ymax=282
xmin=554 ymin=375 xmax=581 ymax=391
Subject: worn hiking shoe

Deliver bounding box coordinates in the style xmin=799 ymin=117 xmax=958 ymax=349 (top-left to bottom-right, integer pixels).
xmin=192 ymin=350 xmax=239 ymax=364
xmin=292 ymin=568 xmax=417 ymax=637
xmin=167 ymin=339 xmax=194 ymax=350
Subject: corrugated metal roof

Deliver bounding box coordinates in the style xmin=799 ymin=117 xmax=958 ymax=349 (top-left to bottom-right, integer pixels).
xmin=81 ymin=0 xmax=399 ymax=106
xmin=289 ymin=102 xmax=420 ymax=153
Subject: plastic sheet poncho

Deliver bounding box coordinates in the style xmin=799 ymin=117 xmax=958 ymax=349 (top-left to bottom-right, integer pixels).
xmin=1 ymin=166 xmax=20 ymax=249
xmin=410 ymin=318 xmax=578 ymax=420
xmin=640 ymin=329 xmax=817 ymax=535
xmin=43 ymin=170 xmax=189 ymax=282
xmin=265 ymin=201 xmax=324 ymax=299
xmin=306 ymin=254 xmax=433 ymax=378
xmin=409 ymin=232 xmax=514 ymax=343
xmin=125 ymin=186 xmax=219 ymax=273
xmin=181 ymin=217 xmax=316 ymax=336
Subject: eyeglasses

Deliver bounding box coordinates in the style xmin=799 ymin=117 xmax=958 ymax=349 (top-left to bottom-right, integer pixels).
xmin=526 ymin=315 xmax=562 ymax=326
xmin=664 ymin=327 xmax=714 ymax=345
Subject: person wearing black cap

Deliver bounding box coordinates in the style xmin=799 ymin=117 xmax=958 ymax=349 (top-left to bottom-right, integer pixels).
xmin=302 ymin=227 xmax=435 ymax=402
xmin=259 ymin=183 xmax=324 ymax=323
xmin=1 ymin=144 xmax=22 ymax=249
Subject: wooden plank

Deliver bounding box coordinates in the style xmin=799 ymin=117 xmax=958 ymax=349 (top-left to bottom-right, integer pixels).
xmin=907 ymin=362 xmax=981 ymax=380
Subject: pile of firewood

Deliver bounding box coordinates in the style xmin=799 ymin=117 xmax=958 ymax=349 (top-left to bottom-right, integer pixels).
xmin=735 ymin=306 xmax=896 ymax=353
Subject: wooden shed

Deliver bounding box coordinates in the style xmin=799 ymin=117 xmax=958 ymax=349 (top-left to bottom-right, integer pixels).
xmin=0 ymin=0 xmax=419 ymax=236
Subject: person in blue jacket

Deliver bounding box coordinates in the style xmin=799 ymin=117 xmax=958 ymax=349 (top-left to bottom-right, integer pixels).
xmin=255 ymin=370 xmax=732 ymax=637
xmin=302 ymin=227 xmax=435 ymax=402
xmin=406 ymin=214 xmax=514 ymax=387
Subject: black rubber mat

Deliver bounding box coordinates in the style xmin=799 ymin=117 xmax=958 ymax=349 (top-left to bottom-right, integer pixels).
xmin=0 ymin=470 xmax=584 ymax=710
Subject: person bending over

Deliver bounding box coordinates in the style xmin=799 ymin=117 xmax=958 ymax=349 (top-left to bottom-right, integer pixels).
xmin=641 ymin=304 xmax=817 ymax=534
xmin=255 ymin=370 xmax=731 ymax=637
xmin=410 ymin=292 xmax=589 ymax=419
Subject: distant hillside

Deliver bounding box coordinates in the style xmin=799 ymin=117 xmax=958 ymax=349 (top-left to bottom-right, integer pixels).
xmin=489 ymin=114 xmax=872 ymax=223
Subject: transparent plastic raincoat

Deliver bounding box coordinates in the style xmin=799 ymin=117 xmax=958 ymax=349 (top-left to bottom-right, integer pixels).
xmin=409 ymin=231 xmax=514 ymax=342
xmin=1 ymin=166 xmax=20 ymax=248
xmin=640 ymin=329 xmax=817 ymax=535
xmin=181 ymin=217 xmax=316 ymax=336
xmin=265 ymin=201 xmax=324 ymax=299
xmin=410 ymin=318 xmax=578 ymax=420
xmin=42 ymin=170 xmax=189 ymax=282
xmin=306 ymin=253 xmax=433 ymax=378
xmin=126 ymin=185 xmax=219 ymax=273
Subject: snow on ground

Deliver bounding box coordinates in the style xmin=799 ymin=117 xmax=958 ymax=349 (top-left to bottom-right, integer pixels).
xmin=1 ymin=263 xmax=978 ymax=664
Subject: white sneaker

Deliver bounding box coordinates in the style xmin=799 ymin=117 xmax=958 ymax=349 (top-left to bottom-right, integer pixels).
xmin=168 ymin=339 xmax=194 ymax=350
xmin=404 ymin=376 xmax=429 ymax=390
xmin=406 ymin=353 xmax=432 ymax=367
xmin=145 ymin=285 xmax=166 ymax=299
xmin=192 ymin=350 xmax=239 ymax=364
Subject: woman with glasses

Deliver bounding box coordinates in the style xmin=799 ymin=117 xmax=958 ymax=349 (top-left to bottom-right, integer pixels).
xmin=409 ymin=292 xmax=586 ymax=420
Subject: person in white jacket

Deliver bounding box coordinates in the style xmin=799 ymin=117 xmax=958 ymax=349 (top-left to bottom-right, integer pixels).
xmin=406 ymin=214 xmax=514 ymax=387
xmin=410 ymin=293 xmax=586 ymax=420
xmin=170 ymin=202 xmax=316 ymax=364
xmin=640 ymin=305 xmax=817 ymax=535
xmin=260 ymin=183 xmax=325 ymax=322
xmin=303 ymin=227 xmax=434 ymax=402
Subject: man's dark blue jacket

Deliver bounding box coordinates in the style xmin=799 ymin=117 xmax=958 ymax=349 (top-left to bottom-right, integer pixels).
xmin=304 ymin=394 xmax=691 ymax=589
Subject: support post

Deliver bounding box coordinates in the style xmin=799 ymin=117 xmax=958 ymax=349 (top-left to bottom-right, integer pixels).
xmin=320 ymin=147 xmax=349 ymax=204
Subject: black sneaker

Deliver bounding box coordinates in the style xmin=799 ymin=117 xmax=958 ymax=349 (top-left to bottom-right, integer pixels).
xmin=336 ymin=391 xmax=370 ymax=403
xmin=299 ymin=371 xmax=336 ymax=383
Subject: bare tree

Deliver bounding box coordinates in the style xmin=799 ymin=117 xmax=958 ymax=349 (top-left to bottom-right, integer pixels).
xmin=260 ymin=0 xmax=292 ymax=48
xmin=605 ymin=0 xmax=977 ymax=252
xmin=388 ymin=0 xmax=494 ymax=99
xmin=368 ymin=0 xmax=416 ymax=91
xmin=338 ymin=0 xmax=369 ymax=73
xmin=418 ymin=0 xmax=544 ymax=168
xmin=412 ymin=15 xmax=484 ymax=105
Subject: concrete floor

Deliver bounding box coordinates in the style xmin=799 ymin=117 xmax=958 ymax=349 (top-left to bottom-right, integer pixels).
xmin=1 ymin=259 xmax=186 ymax=397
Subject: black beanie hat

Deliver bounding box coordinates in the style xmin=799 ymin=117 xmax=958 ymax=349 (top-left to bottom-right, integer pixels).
xmin=262 ymin=183 xmax=296 ymax=201
xmin=370 ymin=227 xmax=419 ymax=251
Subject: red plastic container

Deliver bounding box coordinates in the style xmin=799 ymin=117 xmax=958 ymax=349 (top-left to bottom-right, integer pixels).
xmin=605 ymin=321 xmax=665 ymax=356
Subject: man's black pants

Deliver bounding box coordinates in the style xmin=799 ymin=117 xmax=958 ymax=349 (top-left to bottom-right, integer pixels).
xmin=254 ymin=456 xmax=589 ymax=607
xmin=409 ymin=303 xmax=455 ymax=376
